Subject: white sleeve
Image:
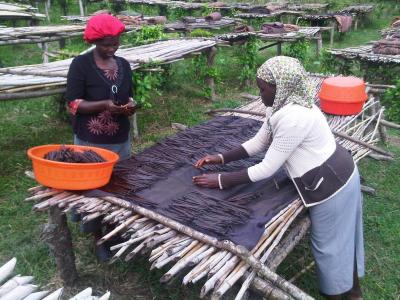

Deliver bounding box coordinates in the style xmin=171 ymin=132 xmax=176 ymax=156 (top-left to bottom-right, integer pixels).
xmin=241 ymin=120 xmax=270 ymax=157
xmin=247 ymin=115 xmax=310 ymax=182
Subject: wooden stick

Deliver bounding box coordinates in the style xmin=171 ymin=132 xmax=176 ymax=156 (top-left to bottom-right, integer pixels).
xmin=97 ymin=215 xmax=141 ymax=245
xmin=102 ymin=196 xmax=313 ymax=300
xmin=289 ymin=261 xmax=315 ymax=283
xmin=235 ymin=206 xmax=304 ymax=300
xmin=205 ymin=108 xmax=393 ymax=157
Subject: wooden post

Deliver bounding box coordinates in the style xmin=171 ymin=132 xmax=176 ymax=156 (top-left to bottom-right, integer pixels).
xmin=44 ymin=0 xmax=51 ymax=21
xmin=276 ymin=42 xmax=282 ymax=55
xmin=354 ymin=17 xmax=358 ymax=31
xmin=41 ymin=42 xmax=49 ymax=63
xmin=329 ymin=21 xmax=335 ymax=47
xmin=40 ymin=207 xmax=78 ymax=286
xmin=131 ymin=113 xmax=139 ymax=140
xmin=79 ymin=0 xmax=85 ymax=16
xmin=59 ymin=38 xmax=66 ymax=49
xmin=316 ymin=33 xmax=322 ymax=57
xmin=205 ymin=46 xmax=217 ymax=102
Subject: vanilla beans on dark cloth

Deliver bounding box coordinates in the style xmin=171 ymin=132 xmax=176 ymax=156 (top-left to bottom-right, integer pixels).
xmin=86 ymin=116 xmax=298 ymax=249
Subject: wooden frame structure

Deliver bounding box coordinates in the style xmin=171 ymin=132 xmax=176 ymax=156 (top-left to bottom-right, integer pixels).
xmin=0 ymin=2 xmax=45 ymax=24
xmin=0 ymin=38 xmax=218 ymax=101
xmin=218 ymin=26 xmax=331 ymax=56
xmin=25 ymin=79 xmax=389 ymax=299
xmin=328 ymin=44 xmax=400 ymax=65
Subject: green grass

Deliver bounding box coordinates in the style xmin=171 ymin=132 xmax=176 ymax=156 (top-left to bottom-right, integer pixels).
xmin=1 ymin=0 xmax=400 ymax=299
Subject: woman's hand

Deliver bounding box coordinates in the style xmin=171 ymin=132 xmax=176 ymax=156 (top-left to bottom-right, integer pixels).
xmin=192 ymin=173 xmax=219 ymax=188
xmin=120 ymin=101 xmax=138 ymax=116
xmin=194 ymin=154 xmax=222 ymax=168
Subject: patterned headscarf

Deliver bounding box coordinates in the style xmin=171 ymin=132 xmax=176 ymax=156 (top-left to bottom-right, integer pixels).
xmin=256 ymin=56 xmax=314 ymax=144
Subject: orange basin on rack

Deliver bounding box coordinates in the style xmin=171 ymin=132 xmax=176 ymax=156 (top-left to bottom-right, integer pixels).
xmin=319 ymin=76 xmax=368 ymax=115
xmin=27 ymin=144 xmax=119 ymax=190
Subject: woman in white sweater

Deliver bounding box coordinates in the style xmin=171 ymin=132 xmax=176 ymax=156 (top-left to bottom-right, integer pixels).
xmin=193 ymin=56 xmax=364 ymax=300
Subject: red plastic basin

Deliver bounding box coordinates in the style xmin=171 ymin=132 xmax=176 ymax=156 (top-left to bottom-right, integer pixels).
xmin=319 ymin=76 xmax=368 ymax=115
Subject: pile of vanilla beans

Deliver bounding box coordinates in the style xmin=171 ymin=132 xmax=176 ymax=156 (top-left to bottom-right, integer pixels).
xmin=44 ymin=145 xmax=105 ymax=163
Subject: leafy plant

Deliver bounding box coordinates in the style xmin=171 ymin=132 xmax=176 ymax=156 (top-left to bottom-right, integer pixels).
xmin=189 ymin=29 xmax=214 ymax=38
xmin=132 ymin=66 xmax=164 ymax=108
xmin=236 ymin=36 xmax=260 ymax=85
xmin=125 ymin=25 xmax=167 ymax=46
xmin=283 ymin=40 xmax=310 ymax=64
xmin=382 ymin=79 xmax=400 ymax=123
xmin=189 ymin=54 xmax=220 ymax=98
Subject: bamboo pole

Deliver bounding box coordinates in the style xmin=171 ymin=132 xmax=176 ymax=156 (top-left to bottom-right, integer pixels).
xmin=102 ymin=196 xmax=313 ymax=300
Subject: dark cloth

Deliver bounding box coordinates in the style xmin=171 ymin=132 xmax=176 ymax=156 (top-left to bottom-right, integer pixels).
xmin=372 ymin=38 xmax=400 ymax=55
xmin=65 ymin=51 xmax=133 ymax=144
xmin=85 ymin=116 xmax=299 ymax=249
xmin=293 ymin=143 xmax=355 ymax=206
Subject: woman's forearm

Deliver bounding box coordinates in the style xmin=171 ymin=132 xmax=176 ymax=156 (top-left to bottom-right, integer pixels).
xmin=76 ymin=99 xmax=109 ymax=114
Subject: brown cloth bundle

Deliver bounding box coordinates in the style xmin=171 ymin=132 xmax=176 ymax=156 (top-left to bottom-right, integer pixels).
xmin=116 ymin=15 xmax=142 ymax=26
xmin=334 ymin=15 xmax=353 ymax=33
xmin=372 ymin=38 xmax=400 ymax=55
xmin=283 ymin=24 xmax=299 ymax=32
xmin=391 ymin=17 xmax=400 ymax=28
xmin=209 ymin=1 xmax=226 ymax=8
xmin=261 ymin=22 xmax=286 ymax=34
xmin=145 ymin=16 xmax=167 ymax=25
xmin=205 ymin=12 xmax=222 ymax=22
xmin=234 ymin=24 xmax=254 ymax=33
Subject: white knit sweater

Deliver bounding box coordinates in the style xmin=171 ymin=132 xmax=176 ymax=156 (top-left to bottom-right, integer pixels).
xmin=242 ymin=103 xmax=336 ymax=182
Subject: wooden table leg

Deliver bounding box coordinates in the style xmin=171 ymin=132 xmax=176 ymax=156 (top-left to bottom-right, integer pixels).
xmin=205 ymin=46 xmax=217 ymax=102
xmin=40 ymin=207 xmax=78 ymax=286
xmin=316 ymin=33 xmax=322 ymax=56
xmin=329 ymin=21 xmax=335 ymax=47
xmin=276 ymin=42 xmax=282 ymax=55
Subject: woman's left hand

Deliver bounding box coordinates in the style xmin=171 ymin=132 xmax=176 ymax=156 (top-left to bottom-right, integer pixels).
xmin=192 ymin=173 xmax=219 ymax=188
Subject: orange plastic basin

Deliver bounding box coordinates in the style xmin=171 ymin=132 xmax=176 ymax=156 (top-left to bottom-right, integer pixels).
xmin=319 ymin=76 xmax=367 ymax=115
xmin=27 ymin=145 xmax=119 ymax=190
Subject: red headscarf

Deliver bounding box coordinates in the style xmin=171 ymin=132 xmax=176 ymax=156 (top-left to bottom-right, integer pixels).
xmin=84 ymin=14 xmax=125 ymax=43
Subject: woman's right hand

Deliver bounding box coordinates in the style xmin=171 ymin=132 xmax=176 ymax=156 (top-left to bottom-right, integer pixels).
xmin=104 ymin=100 xmax=128 ymax=115
xmin=195 ymin=154 xmax=222 ymax=168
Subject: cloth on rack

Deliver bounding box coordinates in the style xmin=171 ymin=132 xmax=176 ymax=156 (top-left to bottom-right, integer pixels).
xmin=334 ymin=14 xmax=353 ymax=33
xmin=116 ymin=15 xmax=142 ymax=26
xmin=86 ymin=116 xmax=299 ymax=249
xmin=234 ymin=24 xmax=254 ymax=33
xmin=248 ymin=6 xmax=271 ymax=14
xmin=390 ymin=17 xmax=400 ymax=28
xmin=145 ymin=16 xmax=167 ymax=25
xmin=209 ymin=1 xmax=226 ymax=8
xmin=261 ymin=22 xmax=286 ymax=34
xmin=283 ymin=24 xmax=299 ymax=32
xmin=260 ymin=22 xmax=298 ymax=34
xmin=372 ymin=38 xmax=400 ymax=55
xmin=205 ymin=12 xmax=222 ymax=22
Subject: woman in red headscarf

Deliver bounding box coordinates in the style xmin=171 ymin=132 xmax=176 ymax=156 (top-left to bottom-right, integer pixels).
xmin=65 ymin=14 xmax=139 ymax=262
xmin=65 ymin=14 xmax=139 ymax=161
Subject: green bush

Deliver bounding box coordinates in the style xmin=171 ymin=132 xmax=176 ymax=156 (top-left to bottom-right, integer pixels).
xmin=382 ymin=80 xmax=400 ymax=123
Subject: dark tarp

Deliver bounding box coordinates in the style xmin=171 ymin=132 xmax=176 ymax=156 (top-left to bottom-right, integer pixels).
xmin=88 ymin=116 xmax=299 ymax=249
